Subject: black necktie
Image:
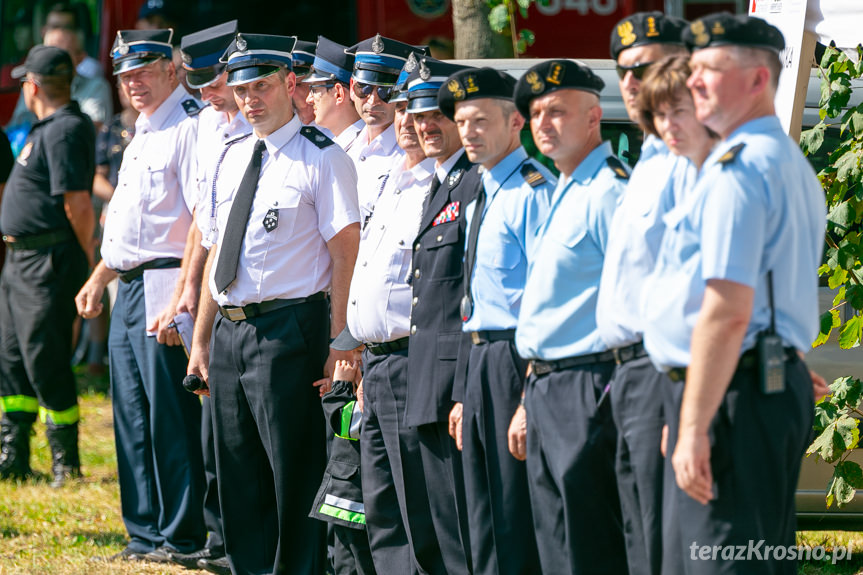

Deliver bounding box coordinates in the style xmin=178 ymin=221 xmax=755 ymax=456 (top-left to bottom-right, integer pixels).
xmin=461 ymin=186 xmax=486 ymax=321
xmin=214 ymin=139 xmax=266 ymax=293
xmin=423 ymin=174 xmax=443 ymax=214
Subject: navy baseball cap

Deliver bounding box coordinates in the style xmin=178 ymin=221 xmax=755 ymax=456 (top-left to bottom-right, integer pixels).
xmin=12 ymin=45 xmax=75 ymax=79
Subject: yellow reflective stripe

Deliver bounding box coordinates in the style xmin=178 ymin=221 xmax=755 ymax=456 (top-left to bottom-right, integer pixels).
xmin=337 ymin=401 xmax=359 ymax=441
xmin=38 ymin=405 xmax=80 ymax=425
xmin=318 ymin=503 xmax=366 ymax=525
xmin=0 ymin=396 xmax=38 ymax=414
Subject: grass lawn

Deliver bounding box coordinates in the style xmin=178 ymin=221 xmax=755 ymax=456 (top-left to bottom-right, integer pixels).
xmin=0 ymin=370 xmax=862 ymax=573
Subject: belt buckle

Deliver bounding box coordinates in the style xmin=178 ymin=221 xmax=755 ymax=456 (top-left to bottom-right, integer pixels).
xmin=612 ymin=347 xmax=622 ymax=365
xmin=471 ymin=332 xmax=481 ymax=345
xmin=531 ymin=360 xmax=550 ymax=376
xmin=224 ymin=306 xmax=247 ymax=322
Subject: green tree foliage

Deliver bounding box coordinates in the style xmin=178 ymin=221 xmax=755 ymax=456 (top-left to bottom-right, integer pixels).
xmin=487 ymin=0 xmax=536 ymax=55
xmin=802 ymin=45 xmax=863 ymax=507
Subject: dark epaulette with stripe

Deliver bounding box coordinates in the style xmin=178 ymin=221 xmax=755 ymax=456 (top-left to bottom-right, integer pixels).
xmin=717 ymin=142 xmax=746 ymax=165
xmin=181 ymin=99 xmax=205 ymax=117
xmin=520 ymin=162 xmax=547 ymax=188
xmin=606 ymin=155 xmax=630 ymax=180
xmin=300 ymin=126 xmax=335 ymax=149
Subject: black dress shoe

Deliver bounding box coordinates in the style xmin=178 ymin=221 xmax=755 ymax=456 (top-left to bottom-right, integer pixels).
xmin=92 ymin=546 xmax=141 ymax=562
xmin=136 ymin=545 xmax=176 ymax=563
xmin=198 ymin=555 xmax=232 ymax=575
xmin=169 ymin=547 xmax=225 ymax=569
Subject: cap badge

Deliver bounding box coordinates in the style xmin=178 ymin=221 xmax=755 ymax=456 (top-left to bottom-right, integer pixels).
xmin=711 ymin=21 xmax=726 ymax=36
xmin=181 ymin=50 xmax=192 ymax=65
xmin=372 ymin=34 xmax=385 ymax=54
xmin=404 ymin=52 xmax=418 ymax=73
xmin=447 ymin=79 xmax=465 ymax=101
xmin=617 ymin=21 xmax=637 ymax=47
xmin=691 ymin=21 xmax=709 ymax=47
xmin=116 ymin=32 xmax=130 ymax=56
xmin=646 ymin=17 xmax=659 ymax=37
xmin=465 ymin=75 xmax=479 ymax=93
xmin=419 ymin=60 xmax=431 ymax=80
xmin=546 ymin=62 xmax=564 ymax=85
xmin=236 ymin=33 xmax=247 ymax=52
xmin=525 ymin=71 xmax=544 ymax=94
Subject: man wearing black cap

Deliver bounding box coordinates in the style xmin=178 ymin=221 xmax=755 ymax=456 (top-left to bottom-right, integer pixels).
xmin=186 ymin=32 xmax=360 ymax=575
xmin=303 ymin=37 xmax=363 ymax=151
xmin=291 ymin=40 xmax=318 ymax=126
xmin=75 ymin=29 xmax=206 ymax=562
xmin=641 ymin=14 xmax=825 ymax=574
xmin=404 ymin=56 xmax=478 ymax=575
xmin=0 ymin=45 xmax=94 ymax=487
xmin=345 ymin=35 xmax=424 ymax=225
xmin=439 ymin=66 xmax=554 ymax=575
xmin=597 ymin=12 xmax=688 ymax=575
xmin=512 ymin=59 xmax=629 ymax=574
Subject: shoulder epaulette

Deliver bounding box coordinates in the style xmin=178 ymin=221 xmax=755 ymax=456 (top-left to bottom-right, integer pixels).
xmin=520 ymin=162 xmax=547 ymax=188
xmin=606 ymin=155 xmax=630 ymax=180
xmin=300 ymin=126 xmax=335 ymax=149
xmin=181 ymin=99 xmax=204 ymax=117
xmin=717 ymin=142 xmax=746 ymax=165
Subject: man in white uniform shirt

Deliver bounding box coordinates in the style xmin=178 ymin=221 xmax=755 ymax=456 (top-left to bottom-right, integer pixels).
xmin=186 ymin=33 xmax=360 ymax=575
xmin=75 ymin=29 xmax=205 ymax=563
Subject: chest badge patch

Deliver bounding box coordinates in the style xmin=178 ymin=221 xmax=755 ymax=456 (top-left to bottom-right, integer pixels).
xmin=433 ymin=201 xmax=460 ymax=226
xmin=16 ymin=142 xmax=33 ymax=166
xmin=263 ymin=209 xmax=279 ymax=232
xmin=447 ymin=168 xmax=463 ymax=187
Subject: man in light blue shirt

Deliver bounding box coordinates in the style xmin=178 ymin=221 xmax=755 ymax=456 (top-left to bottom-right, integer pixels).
xmin=439 ymin=66 xmax=553 ymax=575
xmin=511 ymin=59 xmax=629 ymax=574
xmin=642 ymin=14 xmax=825 ymax=574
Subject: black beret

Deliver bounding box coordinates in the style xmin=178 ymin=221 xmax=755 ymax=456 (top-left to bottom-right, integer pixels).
xmin=610 ymin=11 xmax=688 ymax=60
xmin=437 ymin=67 xmax=516 ymax=121
xmin=683 ymin=12 xmax=784 ymax=53
xmin=513 ymin=59 xmax=604 ymax=119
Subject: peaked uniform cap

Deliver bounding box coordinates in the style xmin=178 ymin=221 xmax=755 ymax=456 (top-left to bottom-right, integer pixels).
xmin=111 ymin=29 xmax=173 ymax=75
xmin=346 ymin=34 xmax=427 ymax=86
xmin=610 ymin=11 xmax=688 ymax=60
xmin=180 ymin=20 xmax=237 ymax=89
xmin=437 ymin=67 xmax=516 ymax=121
xmin=222 ymin=33 xmax=297 ymax=86
xmin=292 ymin=40 xmax=316 ymax=77
xmin=303 ymin=36 xmax=354 ymax=84
xmin=513 ymin=59 xmax=604 ymax=119
xmin=405 ymin=57 xmax=471 ymax=113
xmin=682 ymin=12 xmax=785 ymax=53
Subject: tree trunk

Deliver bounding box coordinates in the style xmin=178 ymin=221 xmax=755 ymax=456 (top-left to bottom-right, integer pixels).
xmin=451 ymin=0 xmax=512 ymax=58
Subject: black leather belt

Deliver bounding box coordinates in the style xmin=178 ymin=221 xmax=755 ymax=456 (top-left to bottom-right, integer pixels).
xmin=470 ymin=329 xmax=516 ymax=345
xmin=117 ymin=257 xmax=182 ymax=283
xmin=531 ymin=349 xmax=617 ymax=376
xmin=3 ymin=229 xmax=74 ymax=250
xmin=219 ymin=291 xmax=326 ymax=322
xmin=365 ymin=337 xmax=409 ymax=356
xmin=666 ymin=346 xmax=796 ymax=383
xmin=612 ymin=341 xmax=647 ymax=365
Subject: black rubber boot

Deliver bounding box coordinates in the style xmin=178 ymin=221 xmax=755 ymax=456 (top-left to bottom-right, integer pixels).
xmin=46 ymin=422 xmax=81 ymax=488
xmin=0 ymin=418 xmax=32 ymax=480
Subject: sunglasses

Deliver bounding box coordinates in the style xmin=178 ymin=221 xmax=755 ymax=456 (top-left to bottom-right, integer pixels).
xmin=352 ymin=81 xmax=395 ymax=103
xmin=615 ymin=62 xmax=654 ymax=80
xmin=310 ymin=82 xmax=337 ymax=97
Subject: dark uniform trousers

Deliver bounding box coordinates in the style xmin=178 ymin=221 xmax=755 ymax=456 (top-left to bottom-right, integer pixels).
xmin=201 ymin=396 xmax=224 ymax=552
xmin=0 ymin=241 xmax=87 ymax=421
xmin=109 ymin=274 xmax=206 ymax=553
xmin=360 ymin=348 xmax=424 ymax=575
xmin=661 ymin=354 xmax=813 ymax=575
xmin=610 ymin=354 xmax=669 ymax=575
xmin=463 ymin=339 xmax=540 ymax=575
xmin=524 ymin=360 xmax=628 ymax=574
xmin=209 ymin=299 xmax=329 ymax=575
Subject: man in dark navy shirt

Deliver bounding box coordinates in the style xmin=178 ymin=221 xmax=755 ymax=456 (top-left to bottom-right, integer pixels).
xmin=0 ymin=45 xmax=95 ymax=487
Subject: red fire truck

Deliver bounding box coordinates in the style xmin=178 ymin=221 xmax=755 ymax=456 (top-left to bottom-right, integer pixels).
xmin=0 ymin=0 xmax=743 ymax=125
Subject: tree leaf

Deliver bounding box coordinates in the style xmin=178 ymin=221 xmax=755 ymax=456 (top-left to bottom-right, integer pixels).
xmin=838 ymin=314 xmax=863 ymax=349
xmin=820 ymin=310 xmax=836 ymax=335
xmin=516 ymin=0 xmax=531 ymax=10
xmin=848 ymin=285 xmax=863 ymax=310
xmin=831 ymin=378 xmax=863 ymax=411
xmin=519 ymin=28 xmax=535 ymax=46
xmin=836 ymin=148 xmax=862 ymax=182
xmin=801 ymin=123 xmax=826 ymax=156
xmin=488 ymin=4 xmax=510 ymax=33
xmin=828 ymin=470 xmax=857 ymax=508
xmin=814 ymin=400 xmax=840 ymax=435
xmin=828 ymin=200 xmax=856 ymax=230
xmin=837 ymin=460 xmax=863 ymax=488
xmin=829 ymin=265 xmax=848 ymax=289
xmin=807 ymin=421 xmax=848 ymax=463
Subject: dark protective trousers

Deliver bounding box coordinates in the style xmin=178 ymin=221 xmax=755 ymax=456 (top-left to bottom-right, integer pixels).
xmin=462 ymin=340 xmax=540 ymax=575
xmin=109 ymin=276 xmax=205 ymax=553
xmin=0 ymin=242 xmax=87 ymax=422
xmin=360 ymin=348 xmax=423 ymax=575
xmin=210 ymin=299 xmax=328 ymax=575
xmin=661 ymin=355 xmax=814 ymax=575
xmin=334 ymin=525 xmax=377 ymax=575
xmin=524 ymin=360 xmax=628 ymax=575
xmin=610 ymin=354 xmax=669 ymax=575
xmin=201 ymin=396 xmax=224 ymax=552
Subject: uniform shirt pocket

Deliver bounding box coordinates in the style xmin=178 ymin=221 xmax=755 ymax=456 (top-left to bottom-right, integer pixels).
xmin=254 ymin=185 xmax=302 ymax=242
xmin=424 ymin=222 xmax=463 ymax=280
